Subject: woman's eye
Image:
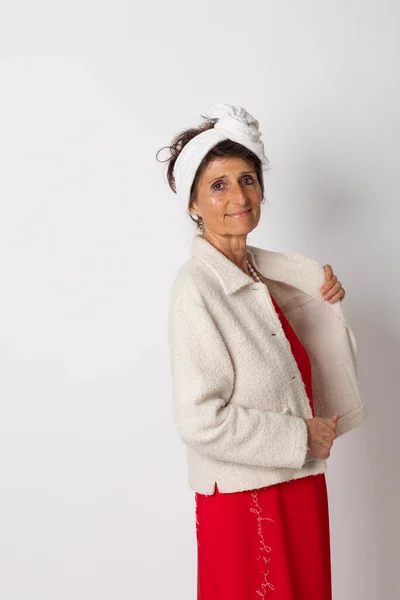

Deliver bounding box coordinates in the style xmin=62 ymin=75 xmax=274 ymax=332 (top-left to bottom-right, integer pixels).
xmin=212 ymin=177 xmax=254 ymax=191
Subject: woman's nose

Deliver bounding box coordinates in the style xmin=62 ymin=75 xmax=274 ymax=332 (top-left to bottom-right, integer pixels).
xmin=230 ymin=183 xmax=249 ymax=204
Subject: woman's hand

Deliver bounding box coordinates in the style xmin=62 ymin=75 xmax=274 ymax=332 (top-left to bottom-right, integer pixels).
xmin=320 ymin=264 xmax=346 ymax=303
xmin=304 ymin=414 xmax=339 ymax=459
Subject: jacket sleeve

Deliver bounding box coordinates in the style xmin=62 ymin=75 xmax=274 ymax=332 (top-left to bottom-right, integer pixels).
xmin=168 ymin=286 xmax=309 ymax=470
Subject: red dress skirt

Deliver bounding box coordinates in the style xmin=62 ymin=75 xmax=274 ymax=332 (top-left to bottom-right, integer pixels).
xmin=195 ymin=293 xmax=332 ymax=599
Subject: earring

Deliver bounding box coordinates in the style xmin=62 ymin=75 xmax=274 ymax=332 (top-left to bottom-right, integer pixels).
xmin=194 ymin=214 xmax=203 ymax=231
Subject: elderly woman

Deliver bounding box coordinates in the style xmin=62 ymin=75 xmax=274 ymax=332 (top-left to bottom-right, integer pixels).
xmin=160 ymin=104 xmax=366 ymax=599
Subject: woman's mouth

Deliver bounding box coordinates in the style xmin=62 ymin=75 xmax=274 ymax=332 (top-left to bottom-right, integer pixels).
xmin=227 ymin=208 xmax=252 ymax=217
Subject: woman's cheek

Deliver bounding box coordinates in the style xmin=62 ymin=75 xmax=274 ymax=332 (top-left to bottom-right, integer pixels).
xmin=206 ymin=193 xmax=225 ymax=210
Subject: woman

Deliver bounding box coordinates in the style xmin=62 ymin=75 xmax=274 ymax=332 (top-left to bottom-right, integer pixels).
xmin=159 ymin=104 xmax=366 ymax=599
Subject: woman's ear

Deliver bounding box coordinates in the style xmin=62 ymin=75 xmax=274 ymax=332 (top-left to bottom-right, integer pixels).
xmin=189 ymin=202 xmax=200 ymax=218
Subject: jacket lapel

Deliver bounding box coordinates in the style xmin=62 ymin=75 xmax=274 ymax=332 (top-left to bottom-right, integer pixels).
xmin=190 ymin=233 xmax=256 ymax=295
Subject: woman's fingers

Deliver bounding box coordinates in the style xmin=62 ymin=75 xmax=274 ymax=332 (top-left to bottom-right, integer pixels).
xmin=320 ymin=265 xmax=347 ymax=303
xmin=321 ymin=418 xmax=338 ymax=433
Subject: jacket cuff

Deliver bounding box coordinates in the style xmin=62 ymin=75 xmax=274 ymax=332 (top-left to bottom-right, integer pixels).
xmin=290 ymin=416 xmax=309 ymax=469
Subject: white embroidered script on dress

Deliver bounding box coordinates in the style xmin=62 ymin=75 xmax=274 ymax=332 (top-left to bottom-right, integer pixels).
xmin=250 ymin=490 xmax=275 ymax=596
xmin=194 ymin=493 xmax=201 ymax=548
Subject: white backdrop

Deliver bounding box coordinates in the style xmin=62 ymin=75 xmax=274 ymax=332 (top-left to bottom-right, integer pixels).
xmin=0 ymin=1 xmax=398 ymax=598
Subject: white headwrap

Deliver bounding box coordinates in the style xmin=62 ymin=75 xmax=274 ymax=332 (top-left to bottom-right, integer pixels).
xmin=173 ymin=103 xmax=270 ymax=205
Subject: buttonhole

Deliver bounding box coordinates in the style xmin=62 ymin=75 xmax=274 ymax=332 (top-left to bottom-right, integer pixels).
xmin=271 ymin=333 xmax=277 ymax=336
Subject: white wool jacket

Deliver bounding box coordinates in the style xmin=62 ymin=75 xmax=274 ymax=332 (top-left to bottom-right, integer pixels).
xmin=168 ymin=232 xmax=366 ymax=495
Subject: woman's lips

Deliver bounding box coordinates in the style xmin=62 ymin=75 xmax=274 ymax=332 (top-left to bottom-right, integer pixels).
xmin=227 ymin=208 xmax=252 ymax=217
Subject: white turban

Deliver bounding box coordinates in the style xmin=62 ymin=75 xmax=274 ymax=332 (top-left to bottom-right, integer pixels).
xmin=173 ymin=103 xmax=270 ymax=206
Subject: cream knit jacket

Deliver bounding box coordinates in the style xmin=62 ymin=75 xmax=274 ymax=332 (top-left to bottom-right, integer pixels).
xmin=168 ymin=232 xmax=366 ymax=495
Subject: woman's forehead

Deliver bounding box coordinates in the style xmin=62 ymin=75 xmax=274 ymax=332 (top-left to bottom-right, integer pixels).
xmin=201 ymin=156 xmax=255 ymax=179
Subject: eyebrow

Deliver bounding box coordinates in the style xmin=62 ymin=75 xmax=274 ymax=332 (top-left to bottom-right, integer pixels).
xmin=208 ymin=170 xmax=256 ymax=184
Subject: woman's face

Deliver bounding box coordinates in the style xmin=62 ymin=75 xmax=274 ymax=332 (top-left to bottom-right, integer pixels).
xmin=190 ymin=156 xmax=262 ymax=237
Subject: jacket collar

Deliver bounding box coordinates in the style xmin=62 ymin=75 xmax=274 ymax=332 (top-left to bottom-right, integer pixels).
xmin=190 ymin=232 xmax=327 ymax=301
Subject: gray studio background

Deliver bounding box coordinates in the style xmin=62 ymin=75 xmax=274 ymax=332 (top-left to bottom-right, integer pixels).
xmin=0 ymin=1 xmax=398 ymax=598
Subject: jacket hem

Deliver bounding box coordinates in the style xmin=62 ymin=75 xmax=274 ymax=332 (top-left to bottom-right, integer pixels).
xmin=190 ymin=458 xmax=327 ymax=495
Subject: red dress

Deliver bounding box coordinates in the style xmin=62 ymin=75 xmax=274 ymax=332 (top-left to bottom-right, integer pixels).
xmin=195 ymin=293 xmax=332 ymax=599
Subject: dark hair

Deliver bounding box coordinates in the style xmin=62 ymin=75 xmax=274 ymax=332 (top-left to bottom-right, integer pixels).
xmin=156 ymin=120 xmax=268 ymax=229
